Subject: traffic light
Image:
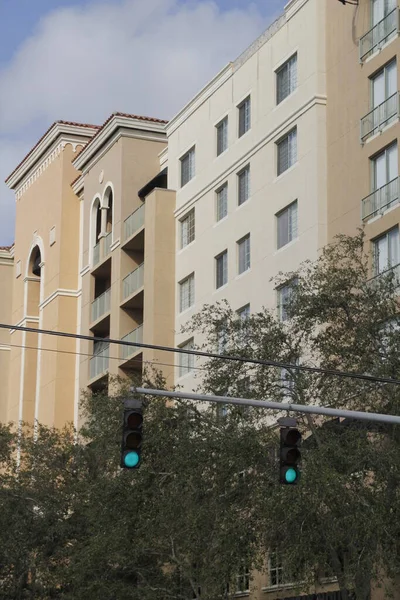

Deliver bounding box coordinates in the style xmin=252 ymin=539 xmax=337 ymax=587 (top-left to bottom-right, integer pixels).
xmin=121 ymin=400 xmax=143 ymax=469
xmin=279 ymin=427 xmax=301 ymax=485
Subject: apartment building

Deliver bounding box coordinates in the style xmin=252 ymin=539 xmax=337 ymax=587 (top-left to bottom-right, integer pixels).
xmin=167 ymin=0 xmax=328 ymax=397
xmin=71 ymin=113 xmax=175 ymax=405
xmin=326 ymin=0 xmax=400 ymax=292
xmin=3 ymin=114 xmax=175 ymax=429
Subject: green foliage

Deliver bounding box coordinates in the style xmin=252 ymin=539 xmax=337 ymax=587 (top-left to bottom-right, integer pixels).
xmin=1 ymin=233 xmax=400 ymax=599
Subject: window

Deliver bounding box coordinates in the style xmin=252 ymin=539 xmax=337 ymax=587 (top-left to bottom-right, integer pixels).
xmin=277 ymin=278 xmax=298 ymax=322
xmin=280 ymin=358 xmax=299 ymax=397
xmin=216 ymin=250 xmax=228 ymax=289
xmin=373 ymin=227 xmax=399 ymax=275
xmin=372 ymin=0 xmax=397 ymax=27
xmin=216 ymin=117 xmax=228 ymax=156
xmin=372 ymin=142 xmax=398 ymax=191
xmin=235 ymin=564 xmax=250 ymax=593
xmin=238 ymin=96 xmax=251 ymax=137
xmin=268 ymin=551 xmax=293 ymax=587
xmin=238 ymin=165 xmax=250 ymax=206
xmin=180 ymin=147 xmax=195 ymax=186
xmin=216 ymin=184 xmax=228 ymax=221
xmin=276 ymin=201 xmax=298 ymax=249
xmin=180 ymin=209 xmax=195 ymax=248
xmin=179 ymin=274 xmax=195 ymax=312
xmin=237 ymin=234 xmax=251 ymax=274
xmin=179 ymin=339 xmax=194 ymax=377
xmin=237 ymin=304 xmax=250 ymax=320
xmin=277 ymin=128 xmax=297 ymax=175
xmin=276 ymin=53 xmax=297 ymax=104
xmin=371 ymin=59 xmax=397 ymax=112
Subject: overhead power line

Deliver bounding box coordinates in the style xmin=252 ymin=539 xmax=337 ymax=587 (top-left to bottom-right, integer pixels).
xmin=1 ymin=322 xmax=400 ymax=386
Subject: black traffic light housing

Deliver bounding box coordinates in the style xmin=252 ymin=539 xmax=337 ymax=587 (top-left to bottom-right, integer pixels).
xmin=279 ymin=427 xmax=301 ymax=485
xmin=121 ymin=399 xmax=143 ymax=469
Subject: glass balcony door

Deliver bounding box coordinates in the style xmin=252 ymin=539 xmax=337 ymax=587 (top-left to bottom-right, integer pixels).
xmin=372 ymin=0 xmax=396 ymax=26
xmin=374 ymin=143 xmax=397 ymax=190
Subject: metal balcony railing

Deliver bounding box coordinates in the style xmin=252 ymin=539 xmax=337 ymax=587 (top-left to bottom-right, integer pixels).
xmin=90 ymin=344 xmax=109 ymax=379
xmin=369 ymin=262 xmax=400 ymax=288
xmin=360 ymin=92 xmax=399 ymax=143
xmin=361 ymin=177 xmax=399 ymax=221
xmin=360 ymin=8 xmax=398 ymax=62
xmin=93 ymin=241 xmax=100 ymax=266
xmin=104 ymin=231 xmax=112 ymax=256
xmin=124 ymin=205 xmax=145 ymax=240
xmin=91 ymin=288 xmax=111 ymax=322
xmin=121 ymin=325 xmax=144 ymax=359
xmin=123 ymin=263 xmax=144 ymax=299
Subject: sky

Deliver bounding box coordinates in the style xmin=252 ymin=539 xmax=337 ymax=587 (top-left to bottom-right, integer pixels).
xmin=0 ymin=0 xmax=286 ymax=246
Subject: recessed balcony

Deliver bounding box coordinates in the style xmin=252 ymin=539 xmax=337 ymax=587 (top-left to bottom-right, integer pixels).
xmin=91 ymin=288 xmax=111 ymax=323
xmin=121 ymin=324 xmax=143 ymax=359
xmin=361 ymin=177 xmax=399 ymax=221
xmin=121 ymin=263 xmax=144 ymax=308
xmin=89 ymin=344 xmax=109 ymax=380
xmin=360 ymin=93 xmax=399 ymax=144
xmin=359 ymin=8 xmax=399 ymax=62
xmin=92 ymin=232 xmax=113 ymax=269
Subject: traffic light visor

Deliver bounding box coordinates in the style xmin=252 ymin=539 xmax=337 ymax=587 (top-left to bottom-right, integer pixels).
xmin=127 ymin=412 xmax=143 ymax=429
xmin=282 ymin=429 xmax=301 ymax=445
xmin=126 ymin=431 xmax=142 ymax=450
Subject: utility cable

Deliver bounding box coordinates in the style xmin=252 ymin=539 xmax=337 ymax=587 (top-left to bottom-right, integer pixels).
xmin=1 ymin=322 xmax=400 ymax=386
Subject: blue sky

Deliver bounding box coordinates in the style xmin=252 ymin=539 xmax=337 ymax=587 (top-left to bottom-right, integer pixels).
xmin=0 ymin=0 xmax=286 ymax=245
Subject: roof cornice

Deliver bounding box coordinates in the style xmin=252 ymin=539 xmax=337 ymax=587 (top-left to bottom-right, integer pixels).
xmin=73 ymin=114 xmax=167 ymax=172
xmin=166 ymin=64 xmax=233 ymax=135
xmin=5 ymin=122 xmax=98 ymax=190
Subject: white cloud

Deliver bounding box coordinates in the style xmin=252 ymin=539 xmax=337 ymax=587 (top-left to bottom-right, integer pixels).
xmin=0 ymin=0 xmax=274 ymax=244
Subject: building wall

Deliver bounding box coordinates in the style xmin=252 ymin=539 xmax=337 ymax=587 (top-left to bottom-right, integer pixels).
xmin=168 ymin=0 xmax=327 ymax=392
xmin=78 ymin=132 xmax=175 ymax=403
xmin=0 ymin=248 xmax=14 ymax=424
xmin=326 ymin=0 xmax=400 ymax=247
xmin=7 ymin=142 xmax=85 ymax=427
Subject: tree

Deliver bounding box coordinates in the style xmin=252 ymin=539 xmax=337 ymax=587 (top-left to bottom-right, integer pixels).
xmin=182 ymin=231 xmax=400 ymax=600
xmin=0 ymin=232 xmax=399 ymax=599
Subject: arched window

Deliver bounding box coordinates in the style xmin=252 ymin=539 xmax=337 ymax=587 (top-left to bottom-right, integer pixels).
xmin=30 ymin=246 xmax=42 ymax=277
xmin=104 ymin=187 xmax=113 ymax=234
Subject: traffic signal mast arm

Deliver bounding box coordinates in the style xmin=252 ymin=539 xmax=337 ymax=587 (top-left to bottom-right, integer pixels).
xmin=133 ymin=388 xmax=400 ymax=426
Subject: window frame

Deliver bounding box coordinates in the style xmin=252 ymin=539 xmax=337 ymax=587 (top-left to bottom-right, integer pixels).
xmin=372 ymin=226 xmax=400 ymax=275
xmin=276 ymin=53 xmax=298 ymax=105
xmin=237 ymin=234 xmax=251 ymax=275
xmin=277 ymin=128 xmax=297 ymax=176
xmin=179 ymin=273 xmax=195 ymax=312
xmin=237 ymin=165 xmax=250 ymax=206
xmin=180 ymin=146 xmax=195 ymax=187
xmin=178 ymin=338 xmax=194 ymax=377
xmin=216 ymin=116 xmax=228 ymax=156
xmin=216 ymin=183 xmax=228 ymax=222
xmin=238 ymin=96 xmax=251 ymax=138
xmin=180 ymin=208 xmax=195 ymax=249
xmin=215 ymin=250 xmax=228 ymax=289
xmin=277 ymin=278 xmax=298 ymax=322
xmin=276 ymin=200 xmax=298 ymax=249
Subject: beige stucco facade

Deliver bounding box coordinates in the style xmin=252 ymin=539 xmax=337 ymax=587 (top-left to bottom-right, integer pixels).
xmin=3 ymin=115 xmax=176 ymax=430
xmin=326 ymin=0 xmax=400 ymax=272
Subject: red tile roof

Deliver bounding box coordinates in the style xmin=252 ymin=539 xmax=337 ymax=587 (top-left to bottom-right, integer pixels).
xmin=75 ymin=111 xmax=168 ymax=166
xmin=0 ymin=245 xmax=13 ymax=251
xmin=5 ymin=120 xmax=100 ymax=185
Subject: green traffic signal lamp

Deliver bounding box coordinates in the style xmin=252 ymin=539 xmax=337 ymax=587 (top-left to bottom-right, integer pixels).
xmin=279 ymin=427 xmax=301 ymax=485
xmin=121 ymin=402 xmax=143 ymax=469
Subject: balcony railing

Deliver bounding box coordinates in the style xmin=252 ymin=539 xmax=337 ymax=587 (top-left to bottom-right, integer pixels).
xmin=104 ymin=231 xmax=112 ymax=256
xmin=91 ymin=288 xmax=111 ymax=322
xmin=123 ymin=263 xmax=144 ymax=299
xmin=360 ymin=92 xmax=399 ymax=143
xmin=369 ymin=262 xmax=400 ymax=287
xmin=93 ymin=241 xmax=100 ymax=266
xmin=361 ymin=177 xmax=399 ymax=221
xmin=360 ymin=8 xmax=398 ymax=62
xmin=121 ymin=324 xmax=144 ymax=360
xmin=124 ymin=205 xmax=145 ymax=240
xmin=90 ymin=344 xmax=109 ymax=379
